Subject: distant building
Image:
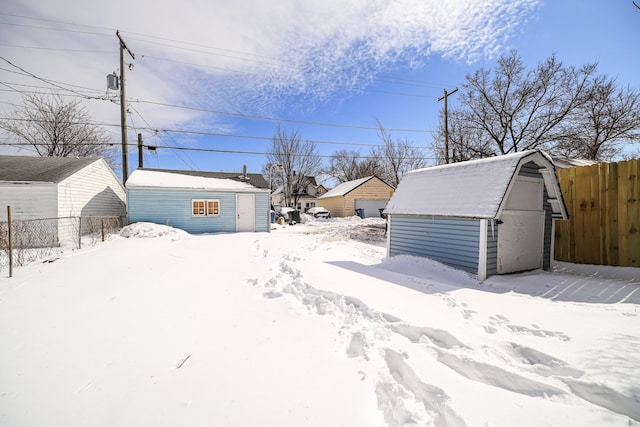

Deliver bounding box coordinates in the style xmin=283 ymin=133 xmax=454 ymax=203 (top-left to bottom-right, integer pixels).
xmin=126 ymin=168 xmax=270 ymax=233
xmin=319 ymin=176 xmax=395 ymax=218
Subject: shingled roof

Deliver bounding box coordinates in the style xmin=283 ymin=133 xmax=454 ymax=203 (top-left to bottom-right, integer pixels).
xmin=0 ymin=155 xmax=101 ymax=183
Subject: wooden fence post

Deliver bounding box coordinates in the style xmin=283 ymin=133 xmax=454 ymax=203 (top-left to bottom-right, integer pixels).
xmin=78 ymin=216 xmax=82 ymax=250
xmin=7 ymin=206 xmax=13 ymax=278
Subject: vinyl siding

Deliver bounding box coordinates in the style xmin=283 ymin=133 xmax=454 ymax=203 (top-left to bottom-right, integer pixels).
xmin=389 ymin=215 xmax=481 ymax=274
xmin=128 ymin=187 xmax=269 ymax=234
xmin=319 ymin=195 xmax=349 ymax=217
xmin=58 ymin=159 xmax=126 ymax=218
xmin=321 ymin=177 xmax=394 ymax=217
xmin=254 ymin=193 xmax=269 ymax=232
xmin=0 ymin=183 xmax=57 ymax=220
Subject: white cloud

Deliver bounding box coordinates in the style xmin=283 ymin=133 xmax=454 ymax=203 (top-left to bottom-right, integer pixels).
xmin=0 ymin=0 xmax=541 ymax=136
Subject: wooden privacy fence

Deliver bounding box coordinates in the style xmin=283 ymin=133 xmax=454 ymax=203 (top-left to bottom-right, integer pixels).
xmin=554 ymin=159 xmax=639 ymax=267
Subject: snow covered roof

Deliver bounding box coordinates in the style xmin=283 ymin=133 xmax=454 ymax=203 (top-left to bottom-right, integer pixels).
xmin=384 ymin=150 xmax=567 ymax=219
xmin=126 ymin=169 xmax=268 ymax=192
xmin=0 ymin=155 xmax=101 ymax=183
xmin=319 ymin=176 xmax=392 ymax=199
xmin=552 ymin=157 xmax=599 ymax=169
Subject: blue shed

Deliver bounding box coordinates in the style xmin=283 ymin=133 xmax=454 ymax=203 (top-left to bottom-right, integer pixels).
xmin=384 ymin=150 xmax=568 ymax=281
xmin=126 ymin=168 xmax=270 ymax=234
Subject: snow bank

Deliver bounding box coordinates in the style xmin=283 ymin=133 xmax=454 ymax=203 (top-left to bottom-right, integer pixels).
xmin=120 ymin=222 xmax=190 ymax=240
xmin=1 ymin=219 xmax=638 ymax=426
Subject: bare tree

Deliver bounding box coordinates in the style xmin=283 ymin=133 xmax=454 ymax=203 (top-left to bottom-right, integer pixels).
xmin=325 ymin=149 xmax=383 ymax=183
xmin=431 ymin=108 xmax=496 ymax=164
xmin=376 ymin=119 xmax=427 ymax=187
xmin=0 ymin=93 xmax=116 ymax=163
xmin=552 ymin=75 xmax=640 ymax=160
xmin=265 ymin=126 xmax=322 ymax=208
xmin=459 ymin=51 xmax=597 ymax=156
xmin=443 ymin=51 xmax=640 ymax=162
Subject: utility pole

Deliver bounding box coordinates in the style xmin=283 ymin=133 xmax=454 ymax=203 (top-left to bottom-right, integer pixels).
xmin=117 ymin=30 xmax=135 ymax=183
xmin=438 ymin=87 xmax=458 ymax=164
xmin=137 ymin=133 xmax=143 ymax=168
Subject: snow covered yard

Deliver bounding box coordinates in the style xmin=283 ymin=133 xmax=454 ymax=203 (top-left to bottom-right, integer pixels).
xmin=0 ymin=217 xmax=638 ymax=426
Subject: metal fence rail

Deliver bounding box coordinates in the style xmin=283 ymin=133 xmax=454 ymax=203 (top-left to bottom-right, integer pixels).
xmin=0 ymin=213 xmax=123 ymax=276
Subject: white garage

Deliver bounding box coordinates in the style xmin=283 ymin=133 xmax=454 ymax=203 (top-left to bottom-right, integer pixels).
xmin=354 ymin=199 xmax=388 ymax=218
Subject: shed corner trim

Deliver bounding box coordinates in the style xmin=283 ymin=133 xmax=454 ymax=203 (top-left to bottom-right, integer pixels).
xmin=478 ymin=219 xmax=488 ymax=281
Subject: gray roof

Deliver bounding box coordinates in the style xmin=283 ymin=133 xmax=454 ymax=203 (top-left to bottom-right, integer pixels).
xmin=0 ymin=155 xmax=100 ymax=183
xmin=138 ymin=168 xmax=269 ymax=189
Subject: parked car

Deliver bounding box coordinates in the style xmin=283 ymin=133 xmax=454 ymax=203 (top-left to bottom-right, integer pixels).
xmin=306 ymin=206 xmax=331 ymax=218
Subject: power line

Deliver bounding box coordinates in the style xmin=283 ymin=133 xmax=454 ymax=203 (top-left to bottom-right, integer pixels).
xmin=0 ymin=12 xmax=113 ymax=32
xmin=136 ymin=99 xmax=436 ymax=133
xmin=0 ymin=43 xmax=115 ymax=55
xmin=1 ymin=58 xmax=436 ymax=134
xmin=128 ymin=103 xmax=197 ymax=170
xmin=0 ymin=21 xmax=111 ymax=38
xmin=0 ymin=116 xmax=425 ymax=148
xmin=0 ymin=56 xmax=109 ymax=100
xmin=0 ymin=141 xmax=438 ymax=161
xmin=0 ymin=12 xmax=452 ymax=91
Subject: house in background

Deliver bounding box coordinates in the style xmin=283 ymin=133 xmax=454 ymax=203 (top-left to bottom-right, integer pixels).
xmin=126 ymin=168 xmax=270 ymax=233
xmin=319 ymin=175 xmax=395 ymax=218
xmin=0 ymin=155 xmax=126 ymax=243
xmin=271 ymin=176 xmax=327 ymax=212
xmin=384 ymin=150 xmax=568 ymax=281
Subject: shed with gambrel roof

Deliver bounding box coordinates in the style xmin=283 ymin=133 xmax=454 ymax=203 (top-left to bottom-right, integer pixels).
xmin=384 ymin=150 xmax=568 ymax=280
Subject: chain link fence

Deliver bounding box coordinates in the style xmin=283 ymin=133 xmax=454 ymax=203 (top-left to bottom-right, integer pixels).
xmin=0 ymin=215 xmax=123 ymax=275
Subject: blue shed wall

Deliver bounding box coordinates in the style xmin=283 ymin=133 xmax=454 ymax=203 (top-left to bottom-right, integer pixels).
xmin=253 ymin=193 xmax=270 ymax=232
xmin=389 ymin=215 xmax=482 ymax=275
xmin=128 ymin=188 xmax=269 ymax=233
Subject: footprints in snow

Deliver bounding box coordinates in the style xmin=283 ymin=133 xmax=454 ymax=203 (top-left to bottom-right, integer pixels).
xmin=487 ymin=314 xmax=571 ymax=341
xmin=249 ymin=246 xmax=636 ymax=423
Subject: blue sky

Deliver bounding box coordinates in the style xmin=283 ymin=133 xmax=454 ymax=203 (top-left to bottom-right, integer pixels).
xmin=1 ymin=0 xmax=638 ymax=184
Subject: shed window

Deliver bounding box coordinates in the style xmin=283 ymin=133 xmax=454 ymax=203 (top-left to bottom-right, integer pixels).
xmin=192 ymin=199 xmax=219 ymax=217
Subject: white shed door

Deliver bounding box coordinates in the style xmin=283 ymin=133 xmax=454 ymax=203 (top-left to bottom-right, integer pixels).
xmin=497 ymin=178 xmax=544 ymax=274
xmin=497 ymin=211 xmax=544 ymax=273
xmin=237 ymin=194 xmax=255 ymax=232
xmin=354 ymin=199 xmax=388 ymax=218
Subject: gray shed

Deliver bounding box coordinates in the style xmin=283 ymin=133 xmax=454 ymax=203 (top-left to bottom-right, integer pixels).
xmin=384 ymin=150 xmax=568 ymax=280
